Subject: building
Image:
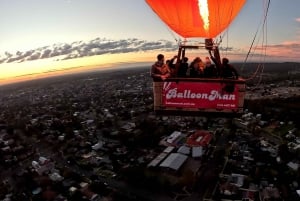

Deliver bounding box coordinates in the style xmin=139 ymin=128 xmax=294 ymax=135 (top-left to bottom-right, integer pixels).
xmin=159 ymin=153 xmax=188 ymax=171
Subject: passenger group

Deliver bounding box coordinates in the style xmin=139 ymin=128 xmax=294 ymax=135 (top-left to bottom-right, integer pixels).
xmin=150 ymin=54 xmax=239 ymax=81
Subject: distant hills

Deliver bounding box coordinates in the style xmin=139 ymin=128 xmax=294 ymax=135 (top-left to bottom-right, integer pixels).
xmin=234 ymin=62 xmax=300 ymax=74
xmin=0 ymin=62 xmax=299 ymax=90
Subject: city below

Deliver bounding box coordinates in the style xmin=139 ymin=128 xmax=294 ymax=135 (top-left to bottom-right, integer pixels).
xmin=0 ymin=64 xmax=300 ymax=201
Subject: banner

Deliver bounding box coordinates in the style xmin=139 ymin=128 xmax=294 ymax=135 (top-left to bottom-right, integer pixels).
xmin=162 ymin=81 xmax=239 ymax=109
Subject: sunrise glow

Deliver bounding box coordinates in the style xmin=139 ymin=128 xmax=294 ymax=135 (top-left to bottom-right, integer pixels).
xmin=0 ymin=51 xmax=159 ymax=85
xmin=0 ymin=1 xmax=300 ymax=86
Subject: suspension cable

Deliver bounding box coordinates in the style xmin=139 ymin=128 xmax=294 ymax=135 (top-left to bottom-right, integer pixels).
xmin=242 ymin=0 xmax=270 ymax=83
xmin=255 ymin=0 xmax=270 ymax=86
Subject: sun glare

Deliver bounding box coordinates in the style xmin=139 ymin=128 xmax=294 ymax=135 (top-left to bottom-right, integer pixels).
xmin=198 ymin=0 xmax=210 ymax=32
xmin=0 ymin=52 xmax=156 ymax=85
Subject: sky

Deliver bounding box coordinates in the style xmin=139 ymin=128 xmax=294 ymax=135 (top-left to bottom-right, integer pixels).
xmin=1 ymin=0 xmax=300 ymax=84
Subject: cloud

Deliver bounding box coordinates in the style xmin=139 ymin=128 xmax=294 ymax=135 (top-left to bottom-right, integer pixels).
xmin=219 ymin=47 xmax=234 ymax=51
xmin=1 ymin=37 xmax=299 ymax=64
xmin=252 ymin=43 xmax=300 ymax=61
xmin=217 ymin=41 xmax=300 ymax=62
xmin=27 ymin=52 xmax=41 ymax=61
xmin=296 ymin=18 xmax=300 ymax=22
xmin=40 ymin=49 xmax=52 ymax=59
xmin=0 ymin=38 xmax=178 ymax=64
xmin=5 ymin=52 xmax=13 ymax=58
xmin=6 ymin=50 xmax=35 ymax=63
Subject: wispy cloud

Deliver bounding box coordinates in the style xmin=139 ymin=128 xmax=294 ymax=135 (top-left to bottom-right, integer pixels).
xmin=218 ymin=41 xmax=300 ymax=62
xmin=1 ymin=37 xmax=300 ymax=64
xmin=256 ymin=43 xmax=300 ymax=61
xmin=0 ymin=38 xmax=177 ymax=64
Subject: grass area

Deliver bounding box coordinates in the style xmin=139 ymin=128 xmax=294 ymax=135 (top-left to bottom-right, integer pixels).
xmin=266 ymin=123 xmax=296 ymax=137
xmin=261 ymin=123 xmax=298 ymax=145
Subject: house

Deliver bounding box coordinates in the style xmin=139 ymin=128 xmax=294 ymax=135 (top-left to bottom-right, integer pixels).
xmin=166 ymin=131 xmax=182 ymax=145
xmin=148 ymin=146 xmax=174 ymax=168
xmin=159 ymin=153 xmax=188 ymax=171
xmin=177 ymin=145 xmax=190 ymax=155
xmin=186 ymin=130 xmax=212 ymax=147
xmin=31 ymin=156 xmax=55 ymax=175
xmin=287 ymin=161 xmax=299 ymax=171
xmin=192 ymin=147 xmax=204 ymax=158
xmin=229 ymin=173 xmax=245 ymax=188
xmin=91 ymin=141 xmax=104 ymax=151
xmin=260 ymin=186 xmax=281 ymax=201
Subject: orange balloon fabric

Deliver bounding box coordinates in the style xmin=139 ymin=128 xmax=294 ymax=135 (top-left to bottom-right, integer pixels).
xmin=145 ymin=0 xmax=246 ymax=38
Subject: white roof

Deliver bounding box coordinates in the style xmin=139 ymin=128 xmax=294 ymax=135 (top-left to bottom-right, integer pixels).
xmin=177 ymin=146 xmax=190 ymax=155
xmin=159 ymin=153 xmax=188 ymax=171
xmin=49 ymin=172 xmax=64 ymax=181
xmin=92 ymin=141 xmax=104 ymax=150
xmin=80 ymin=182 xmax=89 ymax=188
xmin=230 ymin=173 xmax=245 ymax=187
xmin=164 ymin=146 xmax=175 ymax=153
xmin=196 ymin=136 xmax=203 ymax=142
xmin=69 ymin=187 xmax=77 ymax=192
xmin=148 ymin=152 xmax=168 ymax=167
xmin=167 ymin=131 xmax=181 ymax=144
xmin=192 ymin=147 xmax=203 ymax=158
xmin=287 ymin=162 xmax=299 ymax=171
xmin=39 ymin=156 xmax=48 ymax=164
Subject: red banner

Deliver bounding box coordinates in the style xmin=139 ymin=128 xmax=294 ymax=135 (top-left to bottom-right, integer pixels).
xmin=162 ymin=81 xmax=239 ymax=109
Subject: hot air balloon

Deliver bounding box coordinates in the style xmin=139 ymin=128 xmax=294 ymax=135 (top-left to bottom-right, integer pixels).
xmin=145 ymin=0 xmax=246 ymax=39
xmin=146 ymin=0 xmax=247 ymax=116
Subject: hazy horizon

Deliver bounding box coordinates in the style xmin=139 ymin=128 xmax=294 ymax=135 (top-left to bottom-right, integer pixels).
xmin=0 ymin=60 xmax=153 ymax=86
xmin=1 ymin=60 xmax=299 ymax=88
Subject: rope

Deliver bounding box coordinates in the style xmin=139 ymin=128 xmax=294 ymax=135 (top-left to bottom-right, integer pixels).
xmin=165 ymin=25 xmax=180 ymax=45
xmin=255 ymin=0 xmax=270 ymax=86
xmin=217 ymin=2 xmax=235 ymax=58
xmin=243 ymin=63 xmax=263 ymax=81
xmin=242 ymin=0 xmax=270 ymax=83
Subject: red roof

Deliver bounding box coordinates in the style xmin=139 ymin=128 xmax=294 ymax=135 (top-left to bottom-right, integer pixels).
xmin=186 ymin=130 xmax=212 ymax=147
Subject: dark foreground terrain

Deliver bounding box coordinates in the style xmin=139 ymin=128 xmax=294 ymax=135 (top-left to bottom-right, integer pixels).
xmin=0 ymin=64 xmax=299 ymax=201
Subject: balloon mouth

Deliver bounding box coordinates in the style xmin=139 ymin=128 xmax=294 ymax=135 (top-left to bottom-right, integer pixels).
xmin=198 ymin=0 xmax=210 ymax=33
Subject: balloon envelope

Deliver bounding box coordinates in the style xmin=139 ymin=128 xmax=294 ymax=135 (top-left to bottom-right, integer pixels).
xmin=146 ymin=0 xmax=246 ymax=38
